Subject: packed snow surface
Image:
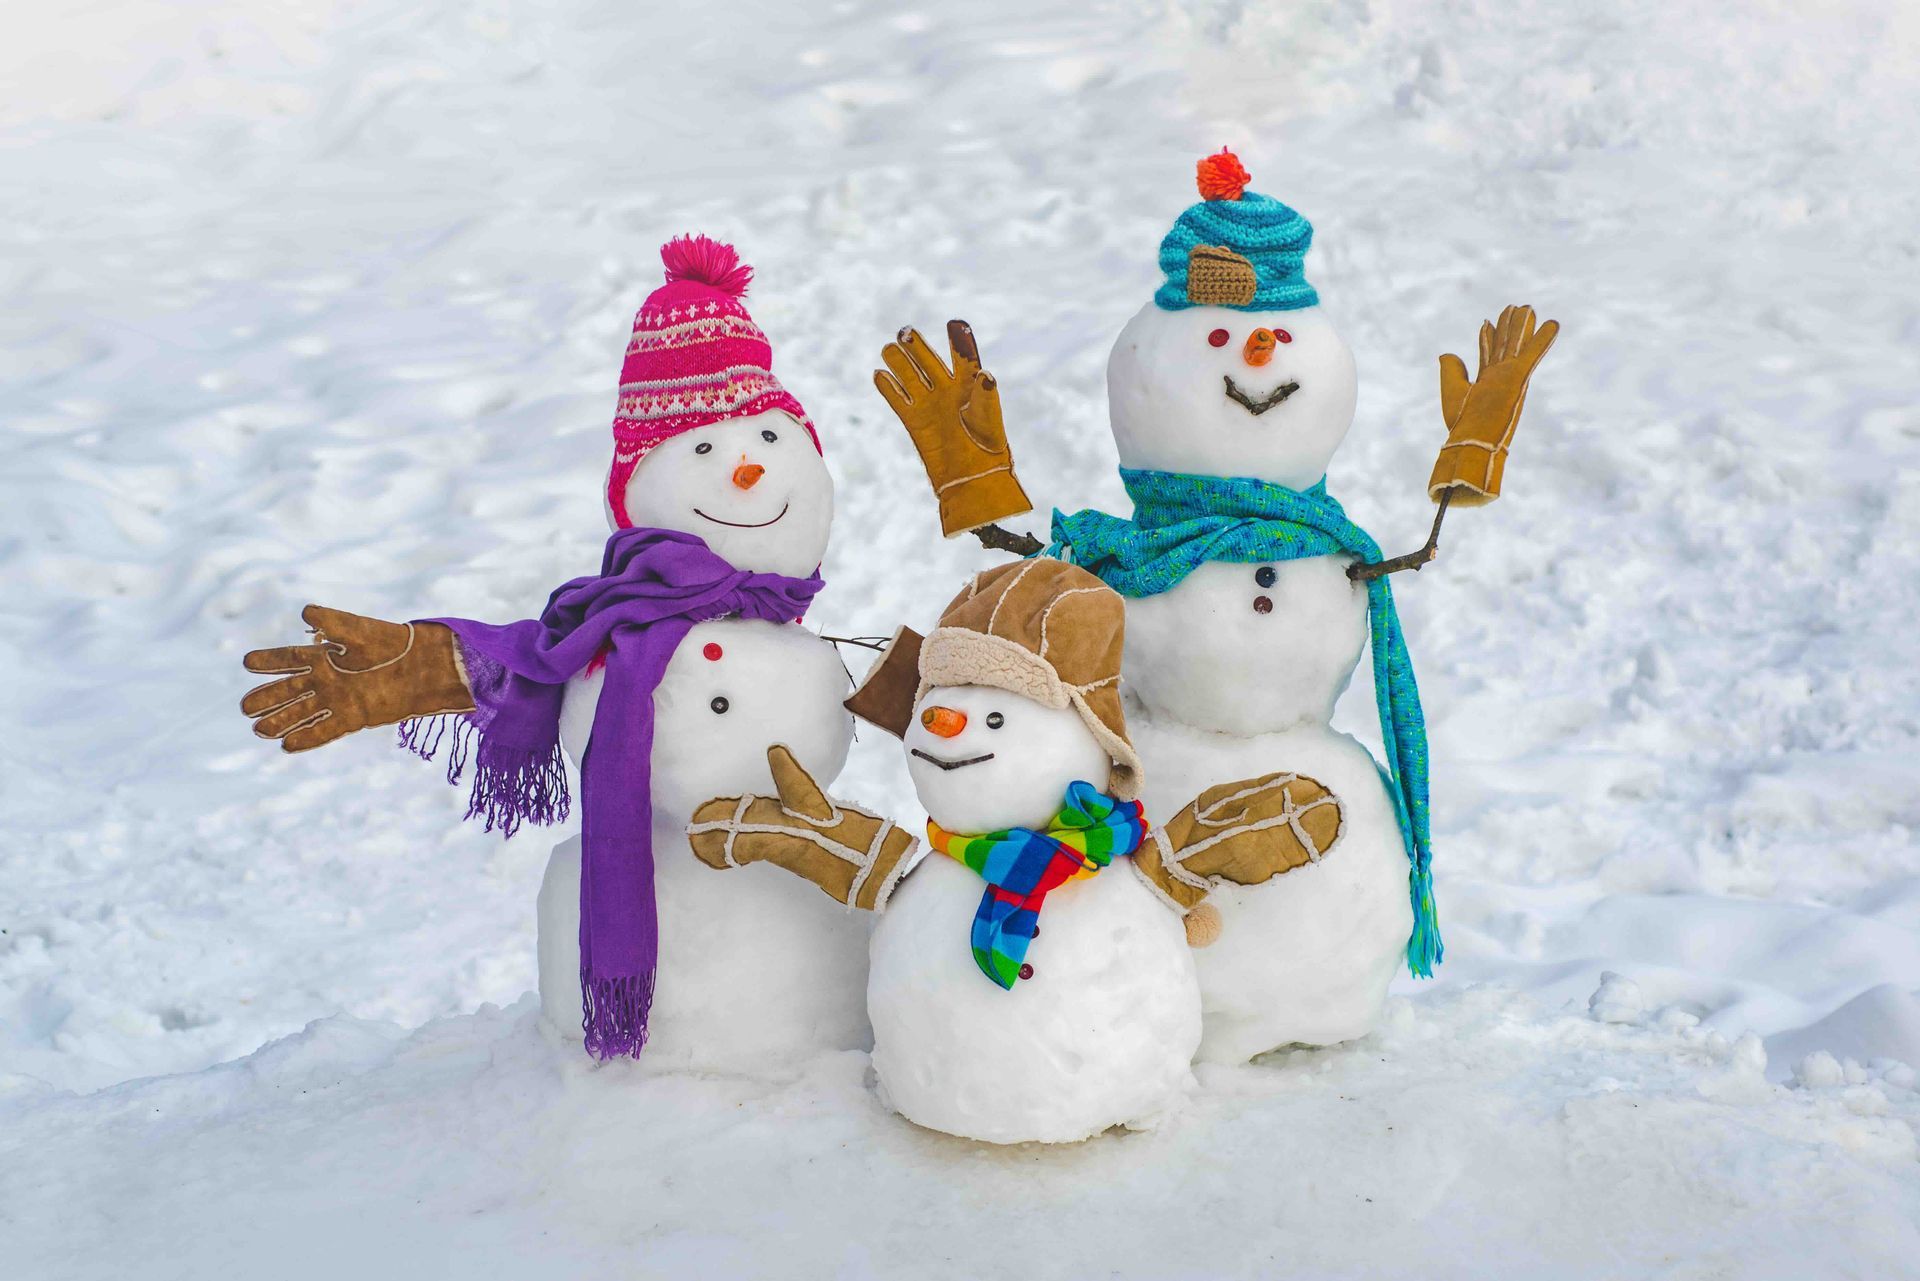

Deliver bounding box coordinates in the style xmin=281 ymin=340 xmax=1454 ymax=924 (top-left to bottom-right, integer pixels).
xmin=3 ymin=0 xmax=1918 ymax=1275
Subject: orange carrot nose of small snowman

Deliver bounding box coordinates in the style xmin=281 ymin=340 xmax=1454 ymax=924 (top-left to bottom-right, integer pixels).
xmin=920 ymin=706 xmax=967 ymax=738
xmin=1243 ymin=329 xmax=1278 ymax=367
xmin=731 ymin=461 xmax=765 ymax=490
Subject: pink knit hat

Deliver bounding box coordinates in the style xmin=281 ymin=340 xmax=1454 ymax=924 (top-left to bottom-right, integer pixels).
xmin=606 ymin=235 xmax=821 ymax=527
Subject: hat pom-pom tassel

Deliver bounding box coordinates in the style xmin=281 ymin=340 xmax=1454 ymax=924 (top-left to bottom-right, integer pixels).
xmin=1196 ymin=148 xmax=1251 ymax=202
xmin=660 ymin=234 xmax=754 ymax=297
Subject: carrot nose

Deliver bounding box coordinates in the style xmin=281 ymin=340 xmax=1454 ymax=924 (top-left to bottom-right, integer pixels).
xmin=1243 ymin=329 xmax=1278 ymax=367
xmin=920 ymin=705 xmax=967 ymax=738
xmin=732 ymin=462 xmax=765 ymax=490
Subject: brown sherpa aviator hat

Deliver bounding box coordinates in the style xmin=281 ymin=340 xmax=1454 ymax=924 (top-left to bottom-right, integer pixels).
xmin=844 ymin=559 xmax=1144 ymax=802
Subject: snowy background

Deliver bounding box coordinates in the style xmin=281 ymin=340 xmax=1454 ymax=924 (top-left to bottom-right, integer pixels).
xmin=4 ymin=0 xmax=1918 ymax=1275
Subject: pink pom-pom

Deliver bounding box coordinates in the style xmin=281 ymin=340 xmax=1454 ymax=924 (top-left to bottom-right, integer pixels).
xmin=660 ymin=234 xmax=753 ymax=297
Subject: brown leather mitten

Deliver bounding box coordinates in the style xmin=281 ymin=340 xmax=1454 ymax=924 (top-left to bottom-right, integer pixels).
xmin=1132 ymin=772 xmax=1346 ymax=914
xmin=1427 ymin=304 xmax=1559 ymax=507
xmin=240 ymin=605 xmax=474 ymax=753
xmin=873 ymin=320 xmax=1032 ymax=538
xmin=687 ymin=746 xmax=918 ymax=911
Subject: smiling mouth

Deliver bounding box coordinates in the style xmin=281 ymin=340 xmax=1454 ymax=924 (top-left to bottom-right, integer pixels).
xmin=1223 ymin=375 xmax=1301 ymax=416
xmin=910 ymin=748 xmax=996 ymax=771
xmin=693 ymin=502 xmax=789 ymax=529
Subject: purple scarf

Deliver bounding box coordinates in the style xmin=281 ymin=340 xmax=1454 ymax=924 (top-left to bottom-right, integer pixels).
xmin=400 ymin=526 xmax=823 ymax=1058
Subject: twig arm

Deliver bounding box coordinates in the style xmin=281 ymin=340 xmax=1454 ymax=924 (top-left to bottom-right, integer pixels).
xmin=1348 ymin=491 xmax=1453 ymax=583
xmin=969 ymin=523 xmax=1046 ymax=557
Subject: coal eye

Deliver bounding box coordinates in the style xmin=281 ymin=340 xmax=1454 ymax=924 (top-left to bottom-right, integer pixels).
xmin=709 ymin=696 xmax=729 ymax=714
xmin=985 ymin=712 xmax=1004 ymax=729
xmin=761 ymin=429 xmax=778 ymax=443
xmin=1207 ymin=329 xmax=1230 ymax=348
xmin=694 ymin=442 xmax=713 ymax=455
xmin=1276 ymin=329 xmax=1292 ymax=344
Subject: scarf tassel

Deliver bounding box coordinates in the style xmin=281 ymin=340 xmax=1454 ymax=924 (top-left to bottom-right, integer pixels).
xmin=1406 ymin=862 xmax=1443 ymax=979
xmin=397 ymin=714 xmax=571 ymax=838
xmin=581 ymin=971 xmax=655 ymax=1060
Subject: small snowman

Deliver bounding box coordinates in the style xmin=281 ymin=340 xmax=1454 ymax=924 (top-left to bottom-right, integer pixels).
xmin=241 ymin=237 xmax=865 ymax=1067
xmin=686 ymin=560 xmax=1345 ymax=1143
xmin=872 ymin=151 xmax=1558 ymax=1061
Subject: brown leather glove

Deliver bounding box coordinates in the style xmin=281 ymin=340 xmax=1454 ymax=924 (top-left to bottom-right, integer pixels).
xmin=1132 ymin=771 xmax=1346 ymax=915
xmin=1427 ymin=304 xmax=1559 ymax=507
xmin=240 ymin=605 xmax=474 ymax=753
xmin=873 ymin=320 xmax=1033 ymax=538
xmin=687 ymin=746 xmax=918 ymax=911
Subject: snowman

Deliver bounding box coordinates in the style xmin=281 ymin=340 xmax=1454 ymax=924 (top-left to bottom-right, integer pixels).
xmin=685 ymin=559 xmax=1346 ymax=1143
xmin=872 ymin=151 xmax=1558 ymax=1062
xmin=242 ymin=236 xmax=867 ymax=1067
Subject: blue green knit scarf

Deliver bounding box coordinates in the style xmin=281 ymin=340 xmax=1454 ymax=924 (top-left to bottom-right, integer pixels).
xmin=1048 ymin=468 xmax=1442 ymax=977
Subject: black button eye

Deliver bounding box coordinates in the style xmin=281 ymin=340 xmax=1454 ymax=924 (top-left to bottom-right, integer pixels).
xmin=761 ymin=429 xmax=778 ymax=443
xmin=1255 ymin=566 xmax=1277 ymax=588
xmin=694 ymin=442 xmax=713 ymax=456
xmin=709 ymin=696 xmax=729 ymax=714
xmin=985 ymin=712 xmax=1004 ymax=729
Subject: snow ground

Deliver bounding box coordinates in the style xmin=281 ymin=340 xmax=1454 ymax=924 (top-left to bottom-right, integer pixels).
xmin=2 ymin=0 xmax=1917 ymax=1275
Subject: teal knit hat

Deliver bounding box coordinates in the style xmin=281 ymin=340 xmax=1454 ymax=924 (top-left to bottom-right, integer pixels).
xmin=1154 ymin=149 xmax=1318 ymax=312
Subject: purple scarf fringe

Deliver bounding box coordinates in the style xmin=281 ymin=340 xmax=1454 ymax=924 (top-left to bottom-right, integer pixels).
xmin=397 ymin=714 xmax=570 ymax=838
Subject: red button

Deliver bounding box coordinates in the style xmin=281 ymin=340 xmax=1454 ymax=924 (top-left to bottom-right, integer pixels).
xmin=1253 ymin=596 xmax=1273 ymax=614
xmin=702 ymin=642 xmax=723 ymax=661
xmin=1018 ymin=963 xmax=1034 ymax=980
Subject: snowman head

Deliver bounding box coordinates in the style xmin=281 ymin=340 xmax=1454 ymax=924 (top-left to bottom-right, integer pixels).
xmin=1107 ymin=303 xmax=1355 ymax=490
xmin=1108 ymin=150 xmax=1354 ymax=490
xmin=609 ymin=410 xmax=834 ymax=578
xmin=603 ymin=235 xmax=829 ymax=577
xmin=905 ymin=685 xmax=1111 ymax=834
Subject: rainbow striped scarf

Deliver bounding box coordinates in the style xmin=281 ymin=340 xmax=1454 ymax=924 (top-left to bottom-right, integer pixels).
xmin=926 ymin=781 xmax=1148 ymax=991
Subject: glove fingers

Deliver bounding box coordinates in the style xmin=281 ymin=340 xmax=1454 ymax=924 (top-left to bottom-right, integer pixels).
xmin=300 ymin=604 xmax=371 ymax=643
xmin=250 ymin=692 xmax=326 ymax=742
xmin=243 ymin=644 xmax=318 ymax=675
xmin=946 ymin=319 xmax=982 ymax=381
xmin=767 ymin=745 xmax=834 ymax=822
xmin=1477 ymin=320 xmax=1495 ymax=373
xmin=873 ymin=369 xmax=916 ymax=422
xmin=281 ymin=713 xmax=350 ymax=754
xmin=895 ymin=327 xmax=952 ymax=386
xmin=880 ymin=342 xmax=932 ymax=394
xmin=240 ymin=673 xmax=314 ymax=717
xmin=1437 ymin=353 xmax=1470 ymax=427
xmin=1519 ymin=318 xmax=1559 ymax=371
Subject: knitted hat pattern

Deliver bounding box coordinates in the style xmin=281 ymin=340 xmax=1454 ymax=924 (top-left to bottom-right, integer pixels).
xmin=606 ymin=235 xmax=820 ymax=527
xmin=1153 ymin=149 xmax=1320 ymax=313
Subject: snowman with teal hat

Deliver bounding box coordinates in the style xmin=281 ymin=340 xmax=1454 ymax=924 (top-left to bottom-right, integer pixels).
xmin=873 ymin=148 xmax=1559 ymax=1062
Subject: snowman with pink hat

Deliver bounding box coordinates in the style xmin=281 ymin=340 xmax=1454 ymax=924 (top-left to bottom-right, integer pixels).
xmin=241 ymin=237 xmax=868 ymax=1070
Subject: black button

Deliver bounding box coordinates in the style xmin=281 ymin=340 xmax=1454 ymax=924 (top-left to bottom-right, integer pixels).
xmin=1253 ymin=596 xmax=1273 ymax=614
xmin=1255 ymin=566 xmax=1277 ymax=588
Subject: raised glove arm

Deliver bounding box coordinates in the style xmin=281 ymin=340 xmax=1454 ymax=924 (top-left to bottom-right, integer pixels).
xmin=1131 ymin=771 xmax=1346 ymax=915
xmin=1428 ymin=303 xmax=1559 ymax=507
xmin=240 ymin=605 xmax=474 ymax=753
xmin=873 ymin=320 xmax=1033 ymax=539
xmin=687 ymin=745 xmax=918 ymax=912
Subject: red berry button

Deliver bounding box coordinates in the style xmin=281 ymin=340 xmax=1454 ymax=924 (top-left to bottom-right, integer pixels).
xmin=1207 ymin=328 xmax=1230 ymax=348
xmin=1018 ymin=963 xmax=1035 ymax=981
xmin=702 ymin=643 xmax=723 ymax=661
xmin=1276 ymin=329 xmax=1292 ymax=344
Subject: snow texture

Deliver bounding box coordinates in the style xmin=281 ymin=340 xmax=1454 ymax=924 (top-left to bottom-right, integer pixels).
xmin=3 ymin=0 xmax=1918 ymax=1275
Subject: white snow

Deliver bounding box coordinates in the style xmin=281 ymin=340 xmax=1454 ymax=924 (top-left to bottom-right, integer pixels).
xmin=3 ymin=0 xmax=1918 ymax=1274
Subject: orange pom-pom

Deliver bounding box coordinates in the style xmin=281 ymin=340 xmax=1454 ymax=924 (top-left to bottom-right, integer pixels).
xmin=1196 ymin=148 xmax=1251 ymax=202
